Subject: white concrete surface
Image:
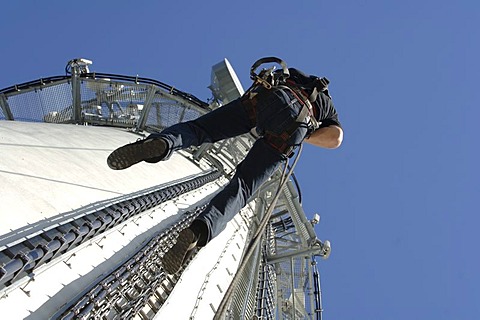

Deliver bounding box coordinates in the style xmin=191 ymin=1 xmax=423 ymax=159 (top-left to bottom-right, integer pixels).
xmin=0 ymin=181 xmax=224 ymax=320
xmin=0 ymin=120 xmax=258 ymax=319
xmin=0 ymin=120 xmax=226 ymax=318
xmin=0 ymin=121 xmax=205 ymax=235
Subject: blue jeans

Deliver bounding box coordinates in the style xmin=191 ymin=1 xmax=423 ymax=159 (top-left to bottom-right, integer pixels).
xmin=154 ymin=88 xmax=309 ymax=245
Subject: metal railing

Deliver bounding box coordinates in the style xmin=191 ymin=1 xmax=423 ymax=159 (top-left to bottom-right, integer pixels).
xmin=0 ymin=60 xmax=210 ymax=133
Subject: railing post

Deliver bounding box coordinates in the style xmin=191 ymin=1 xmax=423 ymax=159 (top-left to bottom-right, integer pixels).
xmin=290 ymin=257 xmax=296 ymax=319
xmin=68 ymin=58 xmax=92 ymax=124
xmin=0 ymin=93 xmax=14 ymax=120
xmin=71 ymin=70 xmax=82 ymax=124
xmin=136 ymin=84 xmax=156 ymax=131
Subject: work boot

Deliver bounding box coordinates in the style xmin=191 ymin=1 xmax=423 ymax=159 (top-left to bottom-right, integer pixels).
xmin=143 ymin=156 xmax=163 ymax=163
xmin=107 ymin=137 xmax=168 ymax=170
xmin=163 ymin=228 xmax=198 ymax=275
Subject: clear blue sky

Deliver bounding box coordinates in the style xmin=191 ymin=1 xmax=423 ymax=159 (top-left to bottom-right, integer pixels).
xmin=1 ymin=1 xmax=479 ymax=319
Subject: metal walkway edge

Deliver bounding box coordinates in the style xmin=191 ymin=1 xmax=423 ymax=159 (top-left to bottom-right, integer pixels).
xmin=0 ymin=170 xmax=221 ymax=290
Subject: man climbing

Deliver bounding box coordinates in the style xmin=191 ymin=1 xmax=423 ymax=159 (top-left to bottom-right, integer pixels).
xmin=107 ymin=58 xmax=343 ymax=274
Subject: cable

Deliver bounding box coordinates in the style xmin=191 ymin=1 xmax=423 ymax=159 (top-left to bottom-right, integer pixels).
xmin=214 ymin=144 xmax=303 ymax=319
xmin=287 ymin=165 xmax=302 ymax=204
xmin=65 ymin=59 xmax=77 ymax=75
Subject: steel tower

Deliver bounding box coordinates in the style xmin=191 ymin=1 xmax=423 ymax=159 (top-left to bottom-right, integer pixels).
xmin=0 ymin=58 xmax=331 ymax=319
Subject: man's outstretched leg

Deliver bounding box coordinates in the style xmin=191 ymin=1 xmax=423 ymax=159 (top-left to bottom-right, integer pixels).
xmin=107 ymin=97 xmax=253 ymax=170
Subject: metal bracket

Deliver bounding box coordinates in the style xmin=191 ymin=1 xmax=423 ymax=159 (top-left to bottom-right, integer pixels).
xmin=136 ymin=84 xmax=157 ymax=131
xmin=0 ymin=94 xmax=13 ymax=120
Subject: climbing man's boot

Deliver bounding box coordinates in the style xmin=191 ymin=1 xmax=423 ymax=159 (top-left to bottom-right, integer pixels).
xmin=107 ymin=137 xmax=168 ymax=170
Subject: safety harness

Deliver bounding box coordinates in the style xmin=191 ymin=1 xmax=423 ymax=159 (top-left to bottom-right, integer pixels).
xmin=242 ymin=57 xmax=330 ymax=156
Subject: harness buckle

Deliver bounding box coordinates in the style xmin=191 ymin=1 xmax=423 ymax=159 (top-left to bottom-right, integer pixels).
xmin=253 ymin=76 xmax=273 ymax=90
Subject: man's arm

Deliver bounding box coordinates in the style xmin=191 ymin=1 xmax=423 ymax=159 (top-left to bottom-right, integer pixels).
xmin=304 ymin=125 xmax=343 ymax=149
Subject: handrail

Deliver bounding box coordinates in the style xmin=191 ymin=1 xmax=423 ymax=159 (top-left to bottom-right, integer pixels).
xmin=0 ymin=73 xmax=209 ymax=110
xmin=0 ymin=70 xmax=212 ymax=130
xmin=80 ymin=72 xmax=209 ymax=109
xmin=0 ymin=76 xmax=70 ymax=95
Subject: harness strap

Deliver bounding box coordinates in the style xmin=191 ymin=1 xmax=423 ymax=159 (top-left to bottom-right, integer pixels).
xmin=278 ymin=84 xmax=320 ymax=131
xmin=241 ymin=93 xmax=257 ymax=127
xmin=241 ymin=88 xmax=313 ymax=157
xmin=241 ymin=56 xmax=329 ymax=156
xmin=264 ymin=132 xmax=295 ymax=157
